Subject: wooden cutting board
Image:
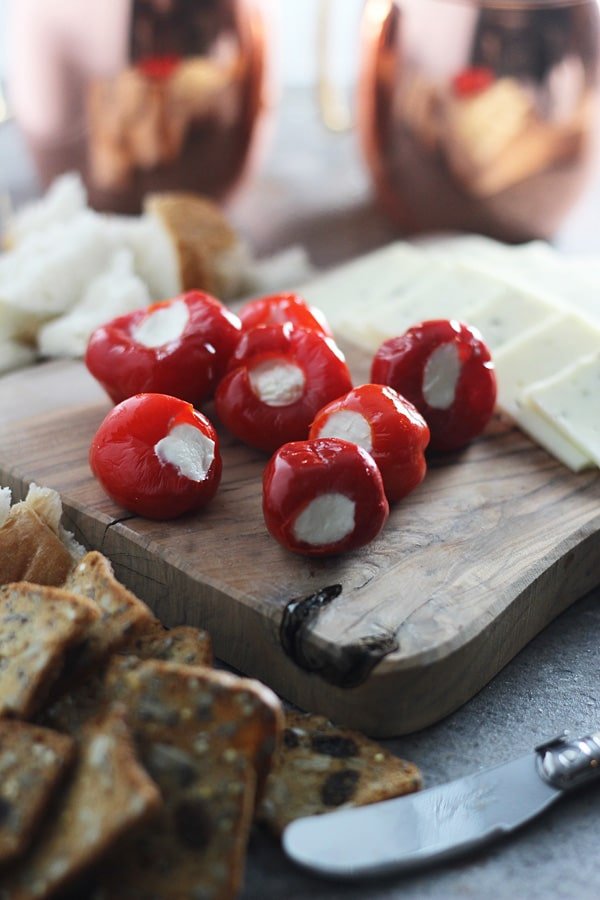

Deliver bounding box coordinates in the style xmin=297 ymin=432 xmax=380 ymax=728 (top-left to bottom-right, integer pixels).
xmin=0 ymin=352 xmax=598 ymax=737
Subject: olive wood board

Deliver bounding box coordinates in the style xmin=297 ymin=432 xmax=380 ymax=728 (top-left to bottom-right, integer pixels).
xmin=0 ymin=354 xmax=598 ymax=737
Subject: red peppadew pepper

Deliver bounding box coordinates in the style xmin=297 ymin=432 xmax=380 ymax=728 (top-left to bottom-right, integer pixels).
xmin=215 ymin=323 xmax=353 ymax=453
xmin=238 ymin=293 xmax=332 ymax=337
xmin=89 ymin=393 xmax=222 ymax=519
xmin=85 ymin=291 xmax=242 ymax=407
xmin=371 ymin=319 xmax=497 ymax=452
xmin=309 ymin=383 xmax=430 ymax=502
xmin=263 ymin=438 xmax=389 ymax=557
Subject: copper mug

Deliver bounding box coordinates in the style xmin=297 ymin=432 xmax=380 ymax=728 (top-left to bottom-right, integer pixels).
xmin=8 ymin=0 xmax=271 ymax=213
xmin=327 ymin=0 xmax=600 ymax=241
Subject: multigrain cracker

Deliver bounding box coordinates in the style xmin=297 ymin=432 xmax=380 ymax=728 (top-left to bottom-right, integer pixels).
xmin=62 ymin=552 xmax=156 ymax=674
xmin=0 ymin=721 xmax=75 ymax=866
xmin=0 ymin=583 xmax=99 ymax=719
xmin=94 ymin=749 xmax=257 ymax=900
xmin=257 ymin=710 xmax=422 ymax=835
xmin=41 ymin=625 xmax=213 ymax=737
xmin=120 ymin=623 xmax=213 ymax=668
xmin=91 ymin=658 xmax=283 ymax=900
xmin=105 ymin=658 xmax=283 ymax=798
xmin=0 ymin=710 xmax=162 ymax=900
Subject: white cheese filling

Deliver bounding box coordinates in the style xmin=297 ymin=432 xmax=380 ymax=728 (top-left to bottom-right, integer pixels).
xmin=292 ymin=493 xmax=356 ymax=546
xmin=154 ymin=424 xmax=215 ymax=482
xmin=316 ymin=410 xmax=373 ymax=453
xmin=422 ymin=342 xmax=461 ymax=409
xmin=248 ymin=359 xmax=306 ymax=407
xmin=131 ymin=299 xmax=190 ymax=348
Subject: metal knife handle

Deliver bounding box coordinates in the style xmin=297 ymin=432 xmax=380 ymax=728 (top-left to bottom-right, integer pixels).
xmin=536 ymin=732 xmax=600 ymax=791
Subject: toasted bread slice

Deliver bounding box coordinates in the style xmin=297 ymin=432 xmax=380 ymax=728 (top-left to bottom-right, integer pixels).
xmin=257 ymin=710 xmax=422 ymax=835
xmin=93 ymin=657 xmax=283 ymax=899
xmin=0 ymin=721 xmax=75 ymax=866
xmin=61 ymin=552 xmax=156 ymax=676
xmin=2 ymin=709 xmax=162 ymax=899
xmin=0 ymin=583 xmax=99 ymax=719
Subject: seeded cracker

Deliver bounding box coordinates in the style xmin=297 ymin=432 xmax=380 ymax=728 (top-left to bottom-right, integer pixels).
xmin=0 ymin=721 xmax=75 ymax=866
xmin=257 ymin=710 xmax=422 ymax=835
xmin=0 ymin=583 xmax=99 ymax=719
xmin=119 ymin=623 xmax=213 ymax=668
xmin=93 ymin=657 xmax=283 ymax=900
xmin=41 ymin=624 xmax=213 ymax=737
xmin=61 ymin=551 xmax=156 ymax=674
xmin=0 ymin=709 xmax=162 ymax=899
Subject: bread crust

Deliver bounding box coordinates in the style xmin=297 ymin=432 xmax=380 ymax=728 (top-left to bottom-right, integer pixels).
xmin=145 ymin=192 xmax=242 ymax=299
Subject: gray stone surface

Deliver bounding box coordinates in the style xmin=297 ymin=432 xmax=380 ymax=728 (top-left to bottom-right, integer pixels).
xmin=243 ymin=587 xmax=600 ymax=899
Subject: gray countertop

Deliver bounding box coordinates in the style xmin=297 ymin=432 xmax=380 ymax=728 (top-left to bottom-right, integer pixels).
xmin=1 ymin=87 xmax=599 ymax=899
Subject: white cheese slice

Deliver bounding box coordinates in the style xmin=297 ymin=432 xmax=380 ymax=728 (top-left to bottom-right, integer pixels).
xmin=461 ymin=283 xmax=562 ymax=352
xmin=154 ymin=424 xmax=215 ymax=482
xmin=522 ymin=352 xmax=600 ymax=466
xmin=300 ymin=243 xmax=429 ymax=328
xmin=494 ymin=312 xmax=600 ymax=417
xmin=493 ymin=312 xmax=599 ymax=470
xmin=131 ymin=298 xmax=189 ymax=349
xmin=316 ymin=410 xmax=373 ymax=453
xmin=249 ymin=360 xmax=305 ymax=407
xmin=292 ymin=493 xmax=356 ymax=546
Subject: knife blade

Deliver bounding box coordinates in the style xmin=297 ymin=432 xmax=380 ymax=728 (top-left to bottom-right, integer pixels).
xmin=283 ymin=731 xmax=600 ymax=879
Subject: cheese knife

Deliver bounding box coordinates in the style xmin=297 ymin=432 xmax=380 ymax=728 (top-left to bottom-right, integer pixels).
xmin=283 ymin=731 xmax=600 ymax=879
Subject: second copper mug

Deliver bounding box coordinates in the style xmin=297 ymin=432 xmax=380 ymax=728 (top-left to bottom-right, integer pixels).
xmin=355 ymin=0 xmax=600 ymax=241
xmin=8 ymin=0 xmax=271 ymax=213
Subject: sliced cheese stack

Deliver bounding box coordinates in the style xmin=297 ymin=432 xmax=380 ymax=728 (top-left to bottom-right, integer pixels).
xmin=300 ymin=237 xmax=600 ymax=473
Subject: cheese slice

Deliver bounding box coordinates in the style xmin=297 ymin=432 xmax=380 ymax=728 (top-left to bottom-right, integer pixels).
xmin=523 ymin=352 xmax=600 ymax=467
xmin=463 ymin=287 xmax=558 ymax=351
xmin=300 ymin=243 xmax=428 ymax=328
xmin=493 ymin=312 xmax=600 ymax=470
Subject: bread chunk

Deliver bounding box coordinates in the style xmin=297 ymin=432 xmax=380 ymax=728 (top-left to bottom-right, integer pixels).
xmin=257 ymin=710 xmax=422 ymax=835
xmin=0 ymin=507 xmax=73 ymax=589
xmin=0 ymin=583 xmax=98 ymax=719
xmin=0 ymin=721 xmax=75 ymax=866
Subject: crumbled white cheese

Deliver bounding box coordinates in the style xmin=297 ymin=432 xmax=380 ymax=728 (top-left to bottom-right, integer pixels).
xmin=316 ymin=410 xmax=373 ymax=453
xmin=131 ymin=298 xmax=190 ymax=348
xmin=292 ymin=493 xmax=355 ymax=546
xmin=154 ymin=424 xmax=215 ymax=482
xmin=422 ymin=342 xmax=461 ymax=409
xmin=249 ymin=360 xmax=305 ymax=407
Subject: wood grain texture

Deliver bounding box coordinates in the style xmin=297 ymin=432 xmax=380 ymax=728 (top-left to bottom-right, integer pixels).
xmin=0 ymin=357 xmax=598 ymax=737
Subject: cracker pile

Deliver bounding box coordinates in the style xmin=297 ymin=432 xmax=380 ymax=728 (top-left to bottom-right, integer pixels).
xmin=0 ymin=485 xmax=422 ymax=898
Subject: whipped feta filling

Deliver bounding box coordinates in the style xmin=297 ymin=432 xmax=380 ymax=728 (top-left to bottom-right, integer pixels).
xmin=154 ymin=424 xmax=215 ymax=482
xmin=292 ymin=493 xmax=355 ymax=546
xmin=316 ymin=410 xmax=373 ymax=453
xmin=132 ymin=299 xmax=190 ymax=348
xmin=423 ymin=342 xmax=461 ymax=409
xmin=249 ymin=359 xmax=305 ymax=407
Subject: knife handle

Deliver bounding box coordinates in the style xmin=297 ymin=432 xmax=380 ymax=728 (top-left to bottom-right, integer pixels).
xmin=536 ymin=732 xmax=600 ymax=792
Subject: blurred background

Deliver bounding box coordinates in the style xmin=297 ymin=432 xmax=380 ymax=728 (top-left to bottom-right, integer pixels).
xmin=2 ymin=0 xmax=600 ymax=259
